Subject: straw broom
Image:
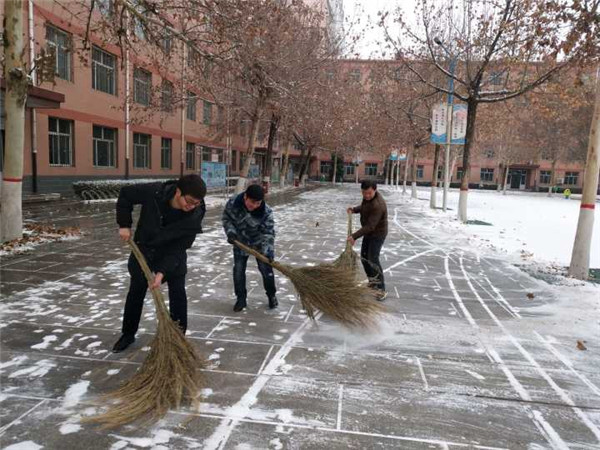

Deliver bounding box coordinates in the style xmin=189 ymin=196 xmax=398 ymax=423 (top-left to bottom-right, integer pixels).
xmin=84 ymin=240 xmax=204 ymax=429
xmin=234 ymin=240 xmax=385 ymax=329
xmin=333 ymin=211 xmax=359 ymax=274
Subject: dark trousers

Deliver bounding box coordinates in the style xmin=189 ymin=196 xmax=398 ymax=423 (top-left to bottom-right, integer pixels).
xmin=361 ymin=236 xmax=386 ymax=291
xmin=121 ymin=253 xmax=188 ymax=336
xmin=233 ymin=248 xmax=276 ymax=301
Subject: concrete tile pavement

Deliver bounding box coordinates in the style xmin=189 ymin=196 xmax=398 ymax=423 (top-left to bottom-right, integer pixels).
xmin=1 ymin=184 xmax=599 ymax=449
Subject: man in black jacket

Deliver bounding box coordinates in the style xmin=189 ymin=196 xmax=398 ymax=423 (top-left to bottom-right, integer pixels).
xmin=112 ymin=174 xmax=206 ymax=353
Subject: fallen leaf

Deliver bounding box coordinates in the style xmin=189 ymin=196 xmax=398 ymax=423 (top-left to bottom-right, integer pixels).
xmin=576 ymin=340 xmax=587 ymax=351
xmin=526 ymin=293 xmax=535 ymax=299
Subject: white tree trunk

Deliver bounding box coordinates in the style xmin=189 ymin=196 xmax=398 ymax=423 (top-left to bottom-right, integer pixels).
xmin=502 ymin=163 xmax=510 ymax=195
xmin=235 ymin=113 xmax=261 ymax=194
xmin=411 ymin=182 xmax=418 ymax=199
xmin=458 ymin=189 xmax=468 ymax=223
xmin=280 ymin=142 xmax=290 ymax=189
xmin=402 ymin=161 xmax=408 ymax=194
xmin=568 ymin=74 xmax=600 ymax=280
xmin=332 ymin=152 xmax=338 ymax=184
xmin=1 ymin=0 xmax=26 ymax=243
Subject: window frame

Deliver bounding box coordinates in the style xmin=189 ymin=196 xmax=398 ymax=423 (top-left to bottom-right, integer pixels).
xmin=92 ymin=125 xmax=117 ymax=168
xmin=133 ymin=132 xmax=151 ymax=169
xmin=48 ymin=117 xmax=74 ymax=167
xmin=46 ymin=24 xmax=72 ymax=81
xmin=133 ymin=67 xmax=152 ymax=106
xmin=92 ymin=46 xmax=117 ymax=95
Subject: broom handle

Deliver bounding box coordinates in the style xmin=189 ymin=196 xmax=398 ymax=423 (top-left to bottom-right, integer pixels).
xmin=347 ymin=211 xmax=353 ymax=236
xmin=127 ymin=239 xmax=168 ymax=312
xmin=233 ymin=240 xmax=273 ymax=266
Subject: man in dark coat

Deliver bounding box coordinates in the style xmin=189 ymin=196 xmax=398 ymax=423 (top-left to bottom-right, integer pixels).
xmin=112 ymin=174 xmax=206 ymax=352
xmin=222 ymin=184 xmax=277 ymax=312
xmin=347 ymin=179 xmax=388 ymax=300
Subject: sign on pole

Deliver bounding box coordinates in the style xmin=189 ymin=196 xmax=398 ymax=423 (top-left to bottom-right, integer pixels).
xmin=430 ymin=103 xmax=448 ymax=144
xmin=451 ymin=104 xmax=467 ymax=144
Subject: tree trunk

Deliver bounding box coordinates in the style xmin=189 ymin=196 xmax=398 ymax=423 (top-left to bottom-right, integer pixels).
xmin=1 ymin=0 xmax=26 ymax=243
xmin=502 ymin=162 xmax=510 ymax=195
xmin=548 ymin=159 xmax=558 ymax=197
xmin=568 ymin=74 xmax=600 ymax=280
xmin=458 ymin=100 xmax=479 ymax=223
xmin=430 ymin=144 xmax=441 ymax=209
xmin=332 ymin=152 xmax=338 ymax=184
xmin=384 ymin=157 xmax=390 ymax=185
xmin=298 ymin=147 xmax=312 ymax=186
xmin=402 ymin=158 xmax=409 ymax=195
xmin=235 ymin=107 xmax=262 ymax=194
xmin=411 ymin=146 xmax=418 ymax=199
xmin=280 ymin=141 xmax=291 ymax=188
xmin=263 ymin=114 xmax=279 ymax=193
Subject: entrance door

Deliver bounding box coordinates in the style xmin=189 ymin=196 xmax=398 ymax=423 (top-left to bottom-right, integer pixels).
xmin=509 ymin=169 xmax=527 ymax=189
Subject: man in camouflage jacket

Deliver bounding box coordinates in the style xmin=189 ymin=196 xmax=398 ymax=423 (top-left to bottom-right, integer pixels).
xmin=222 ymin=184 xmax=277 ymax=312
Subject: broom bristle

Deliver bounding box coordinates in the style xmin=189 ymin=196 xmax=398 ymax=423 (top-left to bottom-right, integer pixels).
xmin=274 ymin=262 xmax=386 ymax=329
xmin=84 ymin=241 xmax=205 ymax=429
xmin=84 ymin=304 xmax=205 ymax=429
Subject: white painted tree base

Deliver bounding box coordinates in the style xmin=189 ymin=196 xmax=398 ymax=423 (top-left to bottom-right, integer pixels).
xmin=1 ymin=181 xmax=23 ymax=242
xmin=568 ymin=206 xmax=595 ymax=279
xmin=458 ymin=190 xmax=468 ymax=223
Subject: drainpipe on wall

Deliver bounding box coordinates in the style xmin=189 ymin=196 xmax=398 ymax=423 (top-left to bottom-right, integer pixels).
xmin=28 ymin=0 xmax=38 ymax=193
xmin=180 ymin=44 xmax=186 ymax=177
xmin=124 ymin=13 xmax=131 ymax=179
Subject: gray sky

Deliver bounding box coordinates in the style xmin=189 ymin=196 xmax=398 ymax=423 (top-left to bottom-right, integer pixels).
xmin=344 ymin=0 xmax=418 ymax=59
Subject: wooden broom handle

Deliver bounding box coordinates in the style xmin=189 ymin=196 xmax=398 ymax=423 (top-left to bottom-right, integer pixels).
xmin=347 ymin=211 xmax=353 ymax=236
xmin=233 ymin=240 xmax=273 ymax=265
xmin=128 ymin=239 xmax=156 ymax=288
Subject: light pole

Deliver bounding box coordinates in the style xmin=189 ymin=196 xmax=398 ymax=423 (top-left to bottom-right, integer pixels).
xmin=434 ymin=37 xmax=457 ymax=213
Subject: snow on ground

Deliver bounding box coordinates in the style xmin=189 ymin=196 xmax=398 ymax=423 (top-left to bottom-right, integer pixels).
xmin=392 ymin=186 xmax=600 ymax=268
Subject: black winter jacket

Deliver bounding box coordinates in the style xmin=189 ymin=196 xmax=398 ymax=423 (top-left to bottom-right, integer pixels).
xmin=116 ymin=181 xmax=205 ymax=276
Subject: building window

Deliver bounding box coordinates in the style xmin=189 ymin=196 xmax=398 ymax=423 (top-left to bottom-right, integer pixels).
xmin=133 ymin=68 xmax=151 ymax=106
xmin=457 ymin=167 xmax=464 ymax=180
xmin=344 ymin=164 xmax=355 ymax=176
xmin=203 ymin=101 xmax=213 ymax=125
xmin=416 ymin=165 xmax=424 ymax=179
xmin=202 ymin=146 xmax=212 ymax=162
xmin=48 ymin=117 xmax=74 ymax=166
xmin=187 ymin=44 xmax=198 ymax=67
xmin=540 ymin=170 xmax=551 ymax=184
xmin=92 ymin=46 xmax=116 ymax=95
xmin=159 ymin=30 xmax=172 ymax=54
xmin=133 ymin=133 xmax=151 ymax=168
xmin=326 ymin=70 xmax=335 ymax=82
xmin=97 ymin=0 xmax=113 ymax=16
xmin=480 ymin=168 xmax=494 ymax=182
xmin=214 ymin=148 xmax=224 ymax=163
xmin=161 ymin=80 xmax=173 ymax=112
xmin=92 ymin=125 xmax=116 ymax=167
xmin=489 ymin=71 xmax=504 ymax=86
xmin=484 ymin=148 xmax=495 ymax=158
xmin=186 ymin=142 xmax=196 ymax=169
xmin=564 ymin=172 xmax=579 ymax=185
xmin=231 ymin=150 xmax=237 ymax=172
xmin=46 ymin=25 xmax=71 ymax=81
xmin=365 ymin=163 xmax=377 ymax=176
xmin=186 ymin=92 xmax=197 ymax=121
xmin=349 ymin=69 xmax=361 ymax=82
xmin=161 ymin=137 xmax=172 ymax=169
xmin=320 ymin=161 xmax=332 ymax=176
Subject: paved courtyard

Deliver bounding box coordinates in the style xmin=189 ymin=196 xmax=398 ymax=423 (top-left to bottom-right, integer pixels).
xmin=1 ymin=184 xmax=599 ymax=449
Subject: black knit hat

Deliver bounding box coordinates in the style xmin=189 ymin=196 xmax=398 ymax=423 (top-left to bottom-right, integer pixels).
xmin=245 ymin=184 xmax=264 ymax=201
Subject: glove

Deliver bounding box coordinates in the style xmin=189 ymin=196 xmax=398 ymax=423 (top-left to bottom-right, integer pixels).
xmin=227 ymin=232 xmax=238 ymax=245
xmin=265 ymin=250 xmax=275 ymax=264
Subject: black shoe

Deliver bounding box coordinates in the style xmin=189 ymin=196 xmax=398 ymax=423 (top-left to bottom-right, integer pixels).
xmin=233 ymin=298 xmax=247 ymax=312
xmin=268 ymin=296 xmax=278 ymax=309
xmin=112 ymin=334 xmax=135 ymax=353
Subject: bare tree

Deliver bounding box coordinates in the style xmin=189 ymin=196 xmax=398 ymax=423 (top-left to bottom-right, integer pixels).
xmin=382 ymin=0 xmax=600 ymax=222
